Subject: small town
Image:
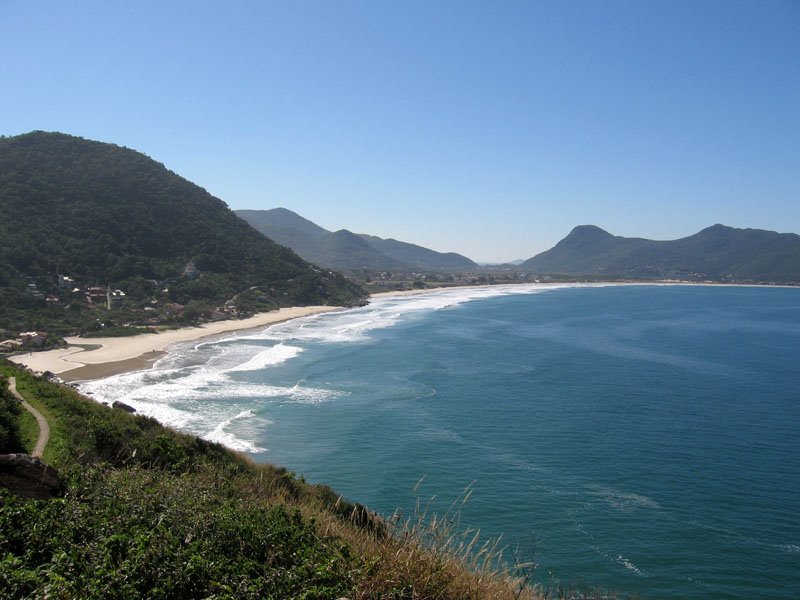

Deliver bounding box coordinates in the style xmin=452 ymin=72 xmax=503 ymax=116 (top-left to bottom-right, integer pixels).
xmin=0 ymin=263 xmax=248 ymax=348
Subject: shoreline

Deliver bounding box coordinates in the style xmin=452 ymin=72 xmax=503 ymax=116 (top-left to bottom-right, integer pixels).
xmin=9 ymin=306 xmax=342 ymax=382
xmin=11 ymin=285 xmax=518 ymax=382
xmin=9 ymin=280 xmax=797 ymax=383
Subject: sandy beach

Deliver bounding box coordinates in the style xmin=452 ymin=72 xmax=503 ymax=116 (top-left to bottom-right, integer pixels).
xmin=9 ymin=287 xmax=485 ymax=383
xmin=9 ymin=306 xmax=342 ymax=382
xmin=10 ymin=281 xmax=764 ymax=383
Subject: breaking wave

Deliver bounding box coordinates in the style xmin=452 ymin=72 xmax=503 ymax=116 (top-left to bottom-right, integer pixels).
xmin=205 ymin=410 xmax=269 ymax=453
xmin=79 ymin=284 xmax=569 ymax=450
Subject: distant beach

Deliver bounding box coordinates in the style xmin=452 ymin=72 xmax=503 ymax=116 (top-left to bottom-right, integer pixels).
xmin=10 ymin=281 xmax=790 ymax=383
xmin=9 ymin=285 xmax=508 ymax=382
xmin=9 ymin=305 xmax=342 ymax=382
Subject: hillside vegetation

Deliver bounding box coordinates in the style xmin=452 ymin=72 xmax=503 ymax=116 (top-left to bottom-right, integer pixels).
xmin=237 ymin=208 xmax=477 ymax=272
xmin=0 ymin=360 xmax=539 ymax=599
xmin=0 ymin=132 xmax=365 ymax=336
xmin=523 ymin=224 xmax=800 ymax=283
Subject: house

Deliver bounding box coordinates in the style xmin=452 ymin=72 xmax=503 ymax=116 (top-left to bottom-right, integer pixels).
xmin=85 ymin=286 xmax=108 ymax=305
xmin=0 ymin=339 xmax=21 ymax=352
xmin=109 ymin=289 xmax=126 ymax=308
xmin=19 ymin=331 xmax=48 ymax=347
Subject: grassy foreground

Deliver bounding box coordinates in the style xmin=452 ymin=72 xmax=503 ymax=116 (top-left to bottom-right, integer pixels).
xmin=0 ymin=361 xmax=539 ymax=599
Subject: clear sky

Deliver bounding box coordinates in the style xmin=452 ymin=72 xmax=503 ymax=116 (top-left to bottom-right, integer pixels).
xmin=1 ymin=1 xmax=798 ymax=262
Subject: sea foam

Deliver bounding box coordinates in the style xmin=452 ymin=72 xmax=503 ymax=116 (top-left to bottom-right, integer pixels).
xmin=227 ymin=343 xmax=303 ymax=372
xmin=78 ymin=284 xmax=572 ymax=449
xmin=205 ymin=410 xmax=268 ymax=453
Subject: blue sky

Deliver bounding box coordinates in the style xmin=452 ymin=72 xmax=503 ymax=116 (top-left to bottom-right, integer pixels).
xmin=1 ymin=1 xmax=798 ymax=262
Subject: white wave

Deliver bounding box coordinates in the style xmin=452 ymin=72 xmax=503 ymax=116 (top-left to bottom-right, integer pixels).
xmin=282 ymin=382 xmax=344 ymax=404
xmin=85 ymin=286 xmax=554 ymax=402
xmin=280 ymin=307 xmax=406 ymax=344
xmin=780 ymin=543 xmax=800 ymax=554
xmin=80 ymin=282 xmax=581 ymax=449
xmin=205 ymin=410 xmax=268 ymax=453
xmin=81 ymin=359 xmax=343 ymax=411
xmin=222 ymin=284 xmax=578 ymax=345
xmin=120 ymin=401 xmax=204 ymax=430
xmin=372 ymin=285 xmax=524 ymax=315
xmin=227 ymin=344 xmax=303 ymax=372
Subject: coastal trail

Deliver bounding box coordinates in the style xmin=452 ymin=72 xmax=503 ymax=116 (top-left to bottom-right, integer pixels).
xmin=9 ymin=376 xmax=50 ymax=458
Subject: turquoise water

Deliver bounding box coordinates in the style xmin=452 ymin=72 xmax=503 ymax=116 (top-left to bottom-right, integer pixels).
xmin=83 ymin=284 xmax=800 ymax=598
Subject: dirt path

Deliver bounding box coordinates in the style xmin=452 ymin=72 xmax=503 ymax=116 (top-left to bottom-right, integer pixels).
xmin=8 ymin=376 xmax=50 ymax=458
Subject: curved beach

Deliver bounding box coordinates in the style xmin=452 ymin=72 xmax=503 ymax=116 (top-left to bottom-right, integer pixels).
xmin=8 ymin=285 xmax=508 ymax=382
xmin=9 ymin=282 xmax=730 ymax=382
xmin=9 ymin=306 xmax=342 ymax=382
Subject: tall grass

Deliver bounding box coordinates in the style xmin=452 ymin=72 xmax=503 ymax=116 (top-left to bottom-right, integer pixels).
xmin=319 ymin=478 xmax=539 ymax=600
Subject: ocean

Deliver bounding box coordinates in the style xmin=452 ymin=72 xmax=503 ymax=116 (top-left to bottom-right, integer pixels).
xmin=80 ymin=284 xmax=800 ymax=599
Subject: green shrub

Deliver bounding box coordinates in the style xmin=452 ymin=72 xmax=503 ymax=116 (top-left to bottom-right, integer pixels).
xmin=0 ymin=465 xmax=353 ymax=599
xmin=0 ymin=375 xmax=24 ymax=453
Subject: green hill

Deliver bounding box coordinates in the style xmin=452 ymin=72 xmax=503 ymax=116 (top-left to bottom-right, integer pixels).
xmin=523 ymin=224 xmax=800 ymax=282
xmin=320 ymin=229 xmax=407 ymax=270
xmin=357 ymin=234 xmax=476 ymax=270
xmin=236 ymin=208 xmax=477 ymax=272
xmin=236 ymin=207 xmax=330 ymax=242
xmin=0 ymin=132 xmax=366 ymax=335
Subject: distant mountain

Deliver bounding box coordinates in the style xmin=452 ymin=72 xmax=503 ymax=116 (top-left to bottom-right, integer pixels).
xmin=319 ymin=230 xmax=406 ymax=271
xmin=523 ymin=224 xmax=800 ymax=282
xmin=236 ymin=208 xmax=477 ymax=271
xmin=236 ymin=208 xmax=328 ymax=243
xmin=0 ymin=131 xmax=365 ymax=333
xmin=236 ymin=209 xmax=406 ymax=270
xmin=357 ymin=234 xmax=475 ymax=270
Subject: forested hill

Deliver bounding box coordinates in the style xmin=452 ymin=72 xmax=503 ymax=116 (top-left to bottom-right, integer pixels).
xmin=0 ymin=131 xmax=365 ymax=334
xmin=523 ymin=224 xmax=800 ymax=283
xmin=236 ymin=208 xmax=477 ymax=271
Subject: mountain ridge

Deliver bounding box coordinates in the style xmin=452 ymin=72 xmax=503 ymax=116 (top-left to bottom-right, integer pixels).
xmin=523 ymin=224 xmax=800 ymax=282
xmin=236 ymin=208 xmax=477 ymax=271
xmin=0 ymin=131 xmax=366 ymax=334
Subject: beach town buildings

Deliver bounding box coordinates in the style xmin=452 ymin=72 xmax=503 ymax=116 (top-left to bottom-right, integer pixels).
xmin=0 ymin=339 xmax=21 ymax=352
xmin=83 ymin=286 xmax=127 ymax=310
xmin=0 ymin=331 xmax=49 ymax=353
xmin=84 ymin=286 xmax=108 ymax=306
